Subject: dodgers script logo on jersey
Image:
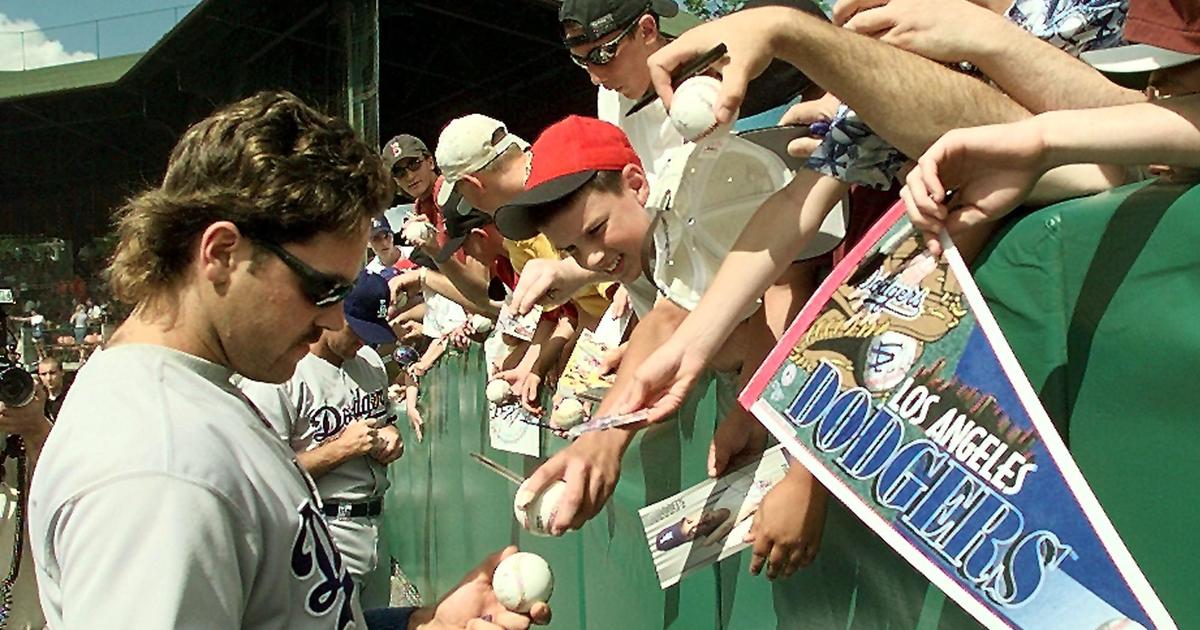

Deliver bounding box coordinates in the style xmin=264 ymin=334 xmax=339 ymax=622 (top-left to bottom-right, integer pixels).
xmin=292 ymin=499 xmax=356 ymax=628
xmin=308 ymin=388 xmax=390 ymax=442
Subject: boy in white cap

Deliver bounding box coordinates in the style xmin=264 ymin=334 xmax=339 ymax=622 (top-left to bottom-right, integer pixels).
xmin=436 ymin=113 xmax=617 ymax=329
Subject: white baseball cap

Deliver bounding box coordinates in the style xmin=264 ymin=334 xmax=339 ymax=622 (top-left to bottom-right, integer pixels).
xmin=435 ymin=114 xmax=529 ymax=211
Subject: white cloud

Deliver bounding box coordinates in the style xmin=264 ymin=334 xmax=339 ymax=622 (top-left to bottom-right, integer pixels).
xmin=0 ymin=13 xmax=97 ymax=71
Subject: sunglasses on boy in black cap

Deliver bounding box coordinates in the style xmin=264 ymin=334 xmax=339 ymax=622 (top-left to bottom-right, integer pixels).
xmin=252 ymin=238 xmax=355 ymax=307
xmin=568 ymin=16 xmax=642 ymax=68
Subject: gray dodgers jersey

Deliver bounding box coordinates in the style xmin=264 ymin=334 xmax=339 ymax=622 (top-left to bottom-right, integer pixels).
xmin=29 ymin=345 xmax=363 ymax=629
xmin=242 ymin=347 xmax=391 ymax=503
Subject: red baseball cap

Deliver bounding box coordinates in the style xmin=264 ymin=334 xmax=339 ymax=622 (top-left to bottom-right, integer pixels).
xmin=495 ymin=115 xmax=641 ymax=241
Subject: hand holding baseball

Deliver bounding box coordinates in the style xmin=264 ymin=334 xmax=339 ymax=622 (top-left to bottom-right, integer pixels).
xmin=372 ymin=424 xmax=404 ymax=464
xmin=411 ymin=546 xmax=552 ymax=630
xmin=647 ymin=6 xmax=794 ymax=125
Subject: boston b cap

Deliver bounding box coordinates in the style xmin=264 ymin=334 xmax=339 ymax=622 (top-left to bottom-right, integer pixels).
xmin=381 ymin=134 xmax=430 ymax=172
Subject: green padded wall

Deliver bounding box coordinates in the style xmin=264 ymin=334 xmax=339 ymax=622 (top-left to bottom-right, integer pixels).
xmin=382 ymin=179 xmax=1197 ymax=628
xmin=385 ymin=346 xmax=978 ymax=629
xmin=973 ymin=179 xmax=1200 ymax=627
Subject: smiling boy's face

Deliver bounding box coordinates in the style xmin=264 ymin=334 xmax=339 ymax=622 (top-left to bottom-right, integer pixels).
xmin=538 ymin=168 xmax=651 ymax=284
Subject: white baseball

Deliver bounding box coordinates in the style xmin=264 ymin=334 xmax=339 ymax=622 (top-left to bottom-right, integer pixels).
xmin=550 ymin=397 xmax=586 ymax=429
xmin=486 ymin=379 xmax=512 ymax=403
xmin=470 ymin=313 xmax=494 ymax=334
xmin=492 ymin=552 xmax=554 ymax=613
xmin=402 ymin=219 xmax=435 ymax=246
xmin=513 ymin=479 xmax=567 ymax=536
xmin=669 ymin=76 xmax=736 ymax=144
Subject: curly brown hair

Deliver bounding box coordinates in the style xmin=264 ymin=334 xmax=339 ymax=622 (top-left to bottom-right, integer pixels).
xmin=109 ymin=90 xmax=392 ymax=305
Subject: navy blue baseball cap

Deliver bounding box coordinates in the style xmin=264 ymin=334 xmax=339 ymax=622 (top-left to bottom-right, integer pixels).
xmin=370 ymin=215 xmax=393 ymax=236
xmin=343 ymin=270 xmax=396 ymax=345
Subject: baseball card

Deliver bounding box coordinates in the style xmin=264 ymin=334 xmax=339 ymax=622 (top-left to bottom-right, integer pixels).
xmin=638 ymin=445 xmax=790 ymax=589
xmin=496 ymin=303 xmax=542 ymax=342
xmin=555 ymin=329 xmax=616 ymax=398
xmin=488 ymin=400 xmax=541 ymax=457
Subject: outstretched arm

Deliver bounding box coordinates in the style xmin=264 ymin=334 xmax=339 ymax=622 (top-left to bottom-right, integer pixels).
xmin=647 ymin=6 xmax=1028 ymax=158
xmin=904 ymin=96 xmax=1200 ymax=252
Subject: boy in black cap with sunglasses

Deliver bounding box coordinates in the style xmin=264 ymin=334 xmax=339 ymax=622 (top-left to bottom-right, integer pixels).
xmin=560 ymin=0 xmax=825 ymax=177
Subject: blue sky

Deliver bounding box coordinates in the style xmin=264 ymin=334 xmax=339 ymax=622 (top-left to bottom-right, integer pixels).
xmin=0 ymin=0 xmax=199 ymax=69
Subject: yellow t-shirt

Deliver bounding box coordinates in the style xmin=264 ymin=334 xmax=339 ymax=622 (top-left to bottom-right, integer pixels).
xmin=503 ymin=235 xmax=613 ymax=318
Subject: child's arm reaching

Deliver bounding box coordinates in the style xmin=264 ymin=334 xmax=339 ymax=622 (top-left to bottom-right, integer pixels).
xmin=618 ymin=170 xmax=847 ymax=421
xmin=745 ymin=465 xmax=828 ymax=580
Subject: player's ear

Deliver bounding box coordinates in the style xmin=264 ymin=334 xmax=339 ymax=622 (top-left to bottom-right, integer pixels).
xmin=198 ymin=221 xmax=246 ymax=287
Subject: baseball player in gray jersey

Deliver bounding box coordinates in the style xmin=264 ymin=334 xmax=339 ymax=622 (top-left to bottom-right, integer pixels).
xmin=28 ymin=91 xmax=548 ymax=630
xmin=240 ymin=270 xmax=405 ymax=611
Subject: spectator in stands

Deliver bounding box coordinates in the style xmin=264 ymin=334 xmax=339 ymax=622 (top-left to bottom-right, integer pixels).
xmin=905 ymin=0 xmax=1200 ymax=249
xmin=84 ymin=297 xmax=102 ymax=329
xmin=365 ymin=216 xmax=405 ymax=280
xmin=436 ymin=208 xmax=577 ymax=412
xmin=383 ymin=134 xmax=495 ymax=318
xmin=559 ymin=0 xmax=825 ymax=177
xmin=70 ymin=304 xmax=88 ymax=345
xmin=36 ymin=356 xmax=70 ymax=421
xmin=615 ymin=0 xmax=1149 ymax=423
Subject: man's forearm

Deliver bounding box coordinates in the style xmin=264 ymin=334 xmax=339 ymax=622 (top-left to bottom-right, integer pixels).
xmin=531 ymin=316 xmax=575 ymax=377
xmin=973 ymin=23 xmax=1145 ymax=113
xmin=296 ymin=442 xmax=355 ymax=479
xmin=772 ymin=8 xmax=1028 ymax=156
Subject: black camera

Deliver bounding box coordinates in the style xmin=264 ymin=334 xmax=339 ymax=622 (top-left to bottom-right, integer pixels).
xmin=0 ymin=357 xmax=34 ymax=408
xmin=0 ymin=288 xmax=35 ymax=407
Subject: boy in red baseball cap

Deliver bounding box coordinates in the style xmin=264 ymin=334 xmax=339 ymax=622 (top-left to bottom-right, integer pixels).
xmin=496 ymin=116 xmax=840 ymax=575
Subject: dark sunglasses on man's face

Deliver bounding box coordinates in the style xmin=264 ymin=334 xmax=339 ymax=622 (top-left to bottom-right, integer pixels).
xmin=253 ymin=239 xmax=354 ymax=307
xmin=569 ymin=16 xmax=641 ymax=69
xmin=392 ymin=157 xmax=426 ymax=177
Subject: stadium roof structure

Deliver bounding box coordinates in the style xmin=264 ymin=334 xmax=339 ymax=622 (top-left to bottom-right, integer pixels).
xmin=1 ymin=0 xmax=696 ymax=248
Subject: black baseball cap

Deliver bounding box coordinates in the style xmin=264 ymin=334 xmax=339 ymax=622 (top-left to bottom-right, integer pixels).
xmin=343 ymin=270 xmax=396 ymax=345
xmin=560 ymin=0 xmax=678 ymax=46
xmin=436 ymin=208 xmax=495 ymax=263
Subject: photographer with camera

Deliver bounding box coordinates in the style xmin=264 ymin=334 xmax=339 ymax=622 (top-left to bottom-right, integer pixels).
xmin=0 ymin=352 xmax=52 ymax=628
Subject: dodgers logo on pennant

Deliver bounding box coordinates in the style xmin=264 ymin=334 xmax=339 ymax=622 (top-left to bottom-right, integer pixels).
xmin=741 ymin=202 xmax=1176 ymax=630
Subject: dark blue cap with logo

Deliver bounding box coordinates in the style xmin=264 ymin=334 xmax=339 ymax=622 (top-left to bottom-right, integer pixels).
xmin=370 ymin=215 xmax=393 ymax=236
xmin=343 ymin=270 xmax=396 ymax=345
